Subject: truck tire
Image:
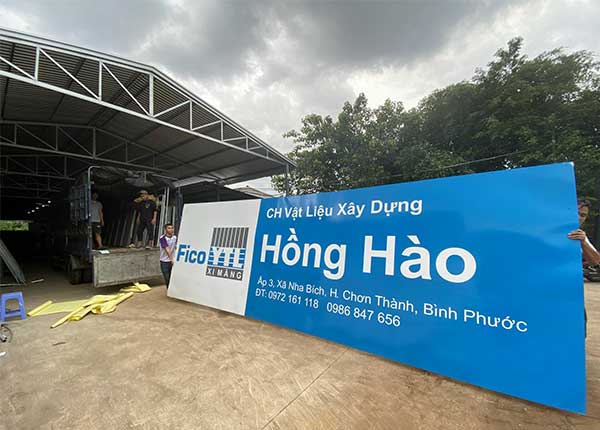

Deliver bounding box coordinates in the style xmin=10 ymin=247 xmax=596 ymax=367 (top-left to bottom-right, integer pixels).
xmin=68 ymin=260 xmax=83 ymax=285
xmin=82 ymin=268 xmax=92 ymax=283
xmin=50 ymin=256 xmax=63 ymax=271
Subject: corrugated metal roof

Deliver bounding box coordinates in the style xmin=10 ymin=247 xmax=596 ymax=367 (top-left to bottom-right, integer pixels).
xmin=0 ymin=27 xmax=294 ymax=194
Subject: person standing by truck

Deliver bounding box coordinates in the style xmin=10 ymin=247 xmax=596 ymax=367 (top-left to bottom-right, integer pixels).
xmin=130 ymin=190 xmax=158 ymax=249
xmin=159 ymin=223 xmax=177 ymax=288
xmin=90 ymin=191 xmax=105 ymax=249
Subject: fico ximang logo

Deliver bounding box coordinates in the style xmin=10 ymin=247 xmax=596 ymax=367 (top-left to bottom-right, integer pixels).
xmin=176 ymin=227 xmax=249 ymax=281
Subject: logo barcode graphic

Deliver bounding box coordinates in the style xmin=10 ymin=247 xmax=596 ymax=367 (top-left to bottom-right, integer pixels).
xmin=206 ymin=227 xmax=249 ymax=281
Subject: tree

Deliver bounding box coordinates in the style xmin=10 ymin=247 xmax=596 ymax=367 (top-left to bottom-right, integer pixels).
xmin=273 ymin=94 xmax=387 ymax=194
xmin=274 ymin=38 xmax=600 ymax=200
xmin=273 ymin=94 xmax=472 ymax=194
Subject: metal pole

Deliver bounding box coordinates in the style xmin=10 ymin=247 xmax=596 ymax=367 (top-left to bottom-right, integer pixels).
xmin=175 ymin=188 xmax=183 ymax=233
xmin=98 ymin=61 xmax=102 ymax=100
xmin=594 ymin=177 xmax=600 ymax=246
xmin=34 ymin=47 xmax=39 ymax=80
xmin=158 ymin=186 xmax=168 ymax=246
xmin=87 ymin=166 xmax=95 ymax=261
xmin=148 ymin=74 xmax=154 ymax=116
xmin=166 ymin=186 xmax=170 ymax=223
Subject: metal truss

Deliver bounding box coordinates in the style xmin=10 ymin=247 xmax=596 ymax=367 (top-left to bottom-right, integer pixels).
xmin=0 ymin=153 xmax=76 ymax=181
xmin=0 ymin=120 xmax=172 ymax=172
xmin=0 ymin=192 xmax=56 ymax=201
xmin=0 ymin=28 xmax=292 ymax=167
xmin=0 ymin=166 xmax=62 ymax=203
xmin=0 ymin=174 xmax=61 ymax=193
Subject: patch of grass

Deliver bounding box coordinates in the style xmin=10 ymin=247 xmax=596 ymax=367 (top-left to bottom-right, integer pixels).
xmin=0 ymin=220 xmax=29 ymax=231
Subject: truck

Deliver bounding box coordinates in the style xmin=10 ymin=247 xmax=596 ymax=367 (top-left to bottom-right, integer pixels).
xmin=65 ymin=166 xmax=182 ymax=287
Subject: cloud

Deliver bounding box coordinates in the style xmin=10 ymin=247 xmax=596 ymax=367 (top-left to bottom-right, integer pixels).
xmin=267 ymin=1 xmax=508 ymax=72
xmin=131 ymin=0 xmax=522 ymax=85
xmin=0 ymin=0 xmax=171 ymax=54
xmin=137 ymin=0 xmax=276 ymax=80
xmin=1 ymin=0 xmax=599 ymax=193
xmin=346 ymin=0 xmax=600 ymax=110
xmin=0 ymin=1 xmax=524 ymax=128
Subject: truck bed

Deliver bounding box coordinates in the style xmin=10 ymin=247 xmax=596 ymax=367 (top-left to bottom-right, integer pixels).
xmin=92 ymin=247 xmax=161 ymax=287
xmin=97 ymin=247 xmax=159 ymax=254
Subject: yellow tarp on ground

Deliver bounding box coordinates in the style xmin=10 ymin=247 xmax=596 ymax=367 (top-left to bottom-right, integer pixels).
xmin=51 ymin=292 xmax=134 ymax=328
xmin=28 ymin=299 xmax=89 ymax=316
xmin=27 ymin=282 xmax=152 ymax=328
xmin=120 ymin=282 xmax=151 ymax=293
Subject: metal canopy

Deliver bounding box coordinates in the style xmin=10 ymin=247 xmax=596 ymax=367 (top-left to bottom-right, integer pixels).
xmin=0 ymin=27 xmax=293 ymax=199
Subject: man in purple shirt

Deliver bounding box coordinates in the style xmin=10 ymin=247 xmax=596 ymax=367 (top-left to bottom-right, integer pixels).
xmin=159 ymin=223 xmax=177 ymax=288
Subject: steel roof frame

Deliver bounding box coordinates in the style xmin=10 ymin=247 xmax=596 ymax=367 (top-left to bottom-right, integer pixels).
xmin=0 ymin=121 xmax=284 ymax=187
xmin=0 ymin=171 xmax=62 ymax=193
xmin=0 ymin=27 xmax=294 ymax=183
xmin=1 ymin=153 xmax=83 ymax=182
xmin=0 ymin=120 xmax=169 ymax=172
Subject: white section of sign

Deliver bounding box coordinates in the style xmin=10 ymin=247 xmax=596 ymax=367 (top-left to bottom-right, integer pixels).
xmin=168 ymin=199 xmax=260 ymax=315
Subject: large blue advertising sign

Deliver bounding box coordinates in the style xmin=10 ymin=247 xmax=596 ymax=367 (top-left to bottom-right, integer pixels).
xmin=169 ymin=163 xmax=586 ymax=413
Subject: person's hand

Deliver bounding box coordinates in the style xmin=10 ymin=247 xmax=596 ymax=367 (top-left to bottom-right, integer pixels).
xmin=170 ymin=259 xmax=174 ymax=266
xmin=568 ymin=229 xmax=587 ymax=242
xmin=151 ymin=218 xmax=156 ymax=225
xmin=101 ymin=222 xmax=105 ymax=227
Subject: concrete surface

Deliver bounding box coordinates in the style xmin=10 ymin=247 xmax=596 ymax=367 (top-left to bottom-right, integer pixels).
xmin=0 ymin=265 xmax=599 ymax=429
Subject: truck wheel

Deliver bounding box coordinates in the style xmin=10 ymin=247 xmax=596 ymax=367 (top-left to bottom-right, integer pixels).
xmin=50 ymin=257 xmax=62 ymax=271
xmin=68 ymin=260 xmax=83 ymax=285
xmin=82 ymin=268 xmax=92 ymax=283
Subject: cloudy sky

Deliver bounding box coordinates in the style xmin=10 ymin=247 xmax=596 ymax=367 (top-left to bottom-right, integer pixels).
xmin=1 ymin=0 xmax=599 ymax=191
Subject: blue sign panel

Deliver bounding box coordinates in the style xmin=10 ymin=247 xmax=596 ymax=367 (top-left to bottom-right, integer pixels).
xmin=243 ymin=163 xmax=585 ymax=413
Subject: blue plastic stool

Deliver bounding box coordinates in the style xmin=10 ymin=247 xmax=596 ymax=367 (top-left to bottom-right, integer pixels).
xmin=0 ymin=292 xmax=26 ymax=321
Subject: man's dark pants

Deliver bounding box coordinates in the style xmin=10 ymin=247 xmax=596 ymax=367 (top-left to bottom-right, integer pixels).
xmin=161 ymin=261 xmax=172 ymax=288
xmin=137 ymin=219 xmax=154 ymax=243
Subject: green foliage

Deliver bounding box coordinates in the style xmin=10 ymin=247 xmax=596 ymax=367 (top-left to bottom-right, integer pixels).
xmin=274 ymin=37 xmax=600 ymax=198
xmin=0 ymin=220 xmax=29 ymax=231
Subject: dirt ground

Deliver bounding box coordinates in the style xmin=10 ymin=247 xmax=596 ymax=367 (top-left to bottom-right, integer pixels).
xmin=1 ymin=265 xmax=599 ymax=430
